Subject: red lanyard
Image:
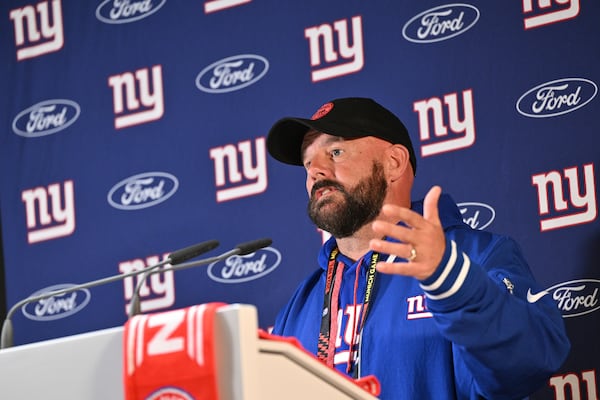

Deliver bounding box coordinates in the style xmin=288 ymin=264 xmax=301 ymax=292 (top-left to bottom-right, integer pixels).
xmin=317 ymin=247 xmax=380 ymax=377
xmin=317 ymin=248 xmax=343 ymax=366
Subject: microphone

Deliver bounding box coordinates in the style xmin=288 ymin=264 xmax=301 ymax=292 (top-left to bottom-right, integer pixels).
xmin=0 ymin=239 xmax=219 ymax=350
xmin=128 ymin=238 xmax=273 ymax=317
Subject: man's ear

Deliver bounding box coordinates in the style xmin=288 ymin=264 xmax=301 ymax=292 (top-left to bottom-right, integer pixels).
xmin=386 ymin=144 xmax=411 ymax=182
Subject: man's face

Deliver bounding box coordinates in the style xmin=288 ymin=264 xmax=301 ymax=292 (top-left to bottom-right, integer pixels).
xmin=302 ymin=132 xmax=388 ymax=238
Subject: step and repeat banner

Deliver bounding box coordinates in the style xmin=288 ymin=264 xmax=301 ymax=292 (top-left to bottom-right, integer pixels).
xmin=0 ymin=1 xmax=598 ymax=398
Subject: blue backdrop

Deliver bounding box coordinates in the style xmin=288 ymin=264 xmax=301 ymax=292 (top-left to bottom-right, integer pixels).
xmin=1 ymin=1 xmax=598 ymax=399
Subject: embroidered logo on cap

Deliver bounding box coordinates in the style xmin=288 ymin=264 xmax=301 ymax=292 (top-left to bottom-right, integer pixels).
xmin=311 ymin=102 xmax=334 ymax=120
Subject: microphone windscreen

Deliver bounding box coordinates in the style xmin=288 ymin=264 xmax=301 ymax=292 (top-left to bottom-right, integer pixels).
xmin=169 ymin=240 xmax=220 ymax=264
xmin=235 ymin=238 xmax=273 ymax=255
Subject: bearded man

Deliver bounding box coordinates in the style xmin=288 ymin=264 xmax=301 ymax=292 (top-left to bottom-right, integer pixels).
xmin=266 ymin=97 xmax=569 ymax=400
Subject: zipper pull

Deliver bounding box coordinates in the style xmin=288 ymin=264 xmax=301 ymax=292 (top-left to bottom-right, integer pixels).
xmin=502 ymin=277 xmax=514 ymax=295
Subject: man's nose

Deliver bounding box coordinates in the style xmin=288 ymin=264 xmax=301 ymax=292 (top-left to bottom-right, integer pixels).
xmin=306 ymin=154 xmax=333 ymax=181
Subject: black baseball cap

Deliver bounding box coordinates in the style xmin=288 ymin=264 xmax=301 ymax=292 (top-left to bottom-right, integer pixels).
xmin=266 ymin=97 xmax=417 ymax=174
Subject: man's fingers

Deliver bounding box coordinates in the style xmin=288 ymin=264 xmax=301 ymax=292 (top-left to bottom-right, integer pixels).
xmin=423 ymin=185 xmax=442 ymax=225
xmin=370 ymin=238 xmax=413 ymax=259
xmin=380 ymin=205 xmax=422 ymax=229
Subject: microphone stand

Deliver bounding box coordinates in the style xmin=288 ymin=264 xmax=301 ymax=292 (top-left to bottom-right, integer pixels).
xmin=1 ymin=239 xmax=219 ymax=349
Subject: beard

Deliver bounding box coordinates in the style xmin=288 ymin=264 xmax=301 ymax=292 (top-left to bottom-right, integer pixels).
xmin=307 ymin=161 xmax=388 ymax=238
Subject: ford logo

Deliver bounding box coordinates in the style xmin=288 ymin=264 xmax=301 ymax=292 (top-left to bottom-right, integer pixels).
xmin=12 ymin=99 xmax=80 ymax=138
xmin=195 ymin=54 xmax=269 ymax=94
xmin=107 ymin=172 xmax=179 ymax=210
xmin=95 ymin=0 xmax=167 ymax=24
xmin=533 ymin=279 xmax=600 ymax=318
xmin=22 ymin=284 xmax=91 ymax=321
xmin=516 ymin=78 xmax=597 ymax=118
xmin=207 ymin=247 xmax=281 ymax=283
xmin=457 ymin=202 xmax=495 ymax=230
xmin=402 ymin=3 xmax=480 ymax=43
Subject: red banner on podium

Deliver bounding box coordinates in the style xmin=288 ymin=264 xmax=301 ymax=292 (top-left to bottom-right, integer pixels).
xmin=123 ymin=303 xmax=226 ymax=400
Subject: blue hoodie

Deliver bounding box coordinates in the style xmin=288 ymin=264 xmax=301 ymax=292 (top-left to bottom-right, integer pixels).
xmin=272 ymin=194 xmax=570 ymax=399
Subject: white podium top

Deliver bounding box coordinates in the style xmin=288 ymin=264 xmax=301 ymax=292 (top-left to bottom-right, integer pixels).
xmin=0 ymin=304 xmax=379 ymax=400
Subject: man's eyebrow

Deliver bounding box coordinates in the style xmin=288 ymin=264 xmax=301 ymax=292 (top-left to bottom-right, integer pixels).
xmin=323 ymin=136 xmax=345 ymax=145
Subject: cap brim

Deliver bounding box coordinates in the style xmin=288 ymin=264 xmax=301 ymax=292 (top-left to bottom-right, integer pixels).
xmin=266 ymin=118 xmax=311 ymax=165
xmin=266 ymin=117 xmax=371 ymax=165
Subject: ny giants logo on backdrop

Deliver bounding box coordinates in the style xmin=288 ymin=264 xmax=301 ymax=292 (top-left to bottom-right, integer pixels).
xmin=207 ymin=247 xmax=281 ymax=283
xmin=304 ymin=15 xmax=364 ymax=82
xmin=457 ymin=202 xmax=495 ymax=230
xmin=402 ymin=3 xmax=480 ymax=43
xmin=9 ymin=0 xmax=64 ymax=61
xmin=22 ymin=284 xmax=91 ymax=321
xmin=516 ymin=78 xmax=597 ymax=118
xmin=195 ymin=55 xmax=269 ymax=93
xmin=119 ymin=254 xmax=175 ymax=315
xmin=550 ymin=369 xmax=598 ymax=400
xmin=204 ymin=0 xmax=251 ymax=14
xmin=532 ymin=163 xmax=597 ymax=231
xmin=21 ymin=180 xmax=75 ymax=244
xmin=209 ymin=137 xmax=267 ymax=202
xmin=108 ymin=65 xmax=164 ymax=129
xmin=107 ymin=172 xmax=179 ymax=210
xmin=12 ymin=99 xmax=80 ymax=138
xmin=413 ymin=89 xmax=476 ymax=157
xmin=95 ymin=0 xmax=167 ymax=24
xmin=523 ymin=0 xmax=580 ymax=29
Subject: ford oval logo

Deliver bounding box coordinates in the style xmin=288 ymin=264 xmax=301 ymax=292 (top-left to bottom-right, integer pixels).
xmin=22 ymin=284 xmax=91 ymax=321
xmin=457 ymin=202 xmax=495 ymax=230
xmin=537 ymin=279 xmax=600 ymax=318
xmin=207 ymin=247 xmax=281 ymax=283
xmin=107 ymin=172 xmax=179 ymax=210
xmin=13 ymin=99 xmax=81 ymax=138
xmin=195 ymin=54 xmax=269 ymax=94
xmin=516 ymin=78 xmax=597 ymax=118
xmin=95 ymin=0 xmax=167 ymax=24
xmin=402 ymin=3 xmax=480 ymax=43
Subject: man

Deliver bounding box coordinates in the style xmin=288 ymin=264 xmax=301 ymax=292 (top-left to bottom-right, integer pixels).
xmin=266 ymin=97 xmax=570 ymax=399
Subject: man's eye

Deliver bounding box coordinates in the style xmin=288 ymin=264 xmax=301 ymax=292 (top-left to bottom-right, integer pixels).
xmin=331 ymin=149 xmax=343 ymax=157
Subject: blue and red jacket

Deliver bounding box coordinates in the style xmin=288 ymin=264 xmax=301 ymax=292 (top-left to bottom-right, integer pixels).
xmin=272 ymin=194 xmax=570 ymax=399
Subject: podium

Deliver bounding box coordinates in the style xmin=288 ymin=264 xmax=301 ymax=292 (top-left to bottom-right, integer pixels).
xmin=0 ymin=304 xmax=379 ymax=399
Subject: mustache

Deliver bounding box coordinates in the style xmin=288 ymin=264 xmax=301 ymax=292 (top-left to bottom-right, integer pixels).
xmin=311 ymin=179 xmax=345 ymax=198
